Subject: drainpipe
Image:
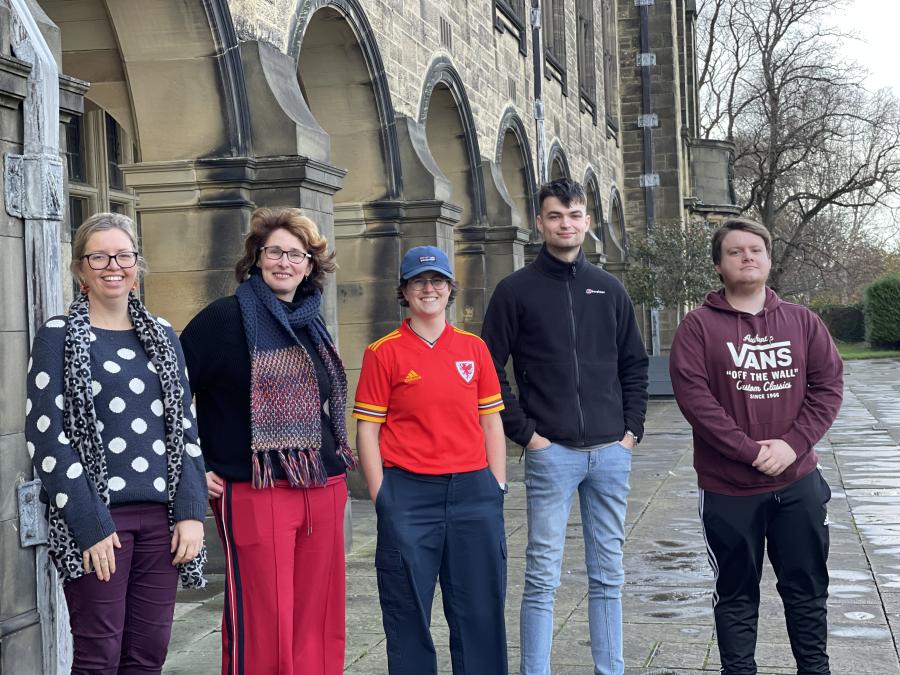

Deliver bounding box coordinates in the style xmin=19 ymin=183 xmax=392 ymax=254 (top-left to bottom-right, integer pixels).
xmin=531 ymin=0 xmax=547 ymax=188
xmin=4 ymin=1 xmax=70 ymax=673
xmin=636 ymin=0 xmax=661 ymax=355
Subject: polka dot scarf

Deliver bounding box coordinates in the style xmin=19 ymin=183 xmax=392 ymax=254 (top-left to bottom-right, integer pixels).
xmin=236 ymin=273 xmax=356 ymax=489
xmin=48 ymin=292 xmax=206 ymax=588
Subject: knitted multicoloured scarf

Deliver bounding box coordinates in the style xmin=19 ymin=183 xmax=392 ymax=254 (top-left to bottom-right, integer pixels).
xmin=236 ymin=272 xmax=356 ymax=488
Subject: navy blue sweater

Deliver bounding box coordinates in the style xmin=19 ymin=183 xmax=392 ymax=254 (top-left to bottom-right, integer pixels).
xmin=25 ymin=316 xmax=207 ymax=550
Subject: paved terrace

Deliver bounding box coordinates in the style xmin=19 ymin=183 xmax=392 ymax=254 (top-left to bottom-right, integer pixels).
xmin=165 ymin=359 xmax=900 ymax=674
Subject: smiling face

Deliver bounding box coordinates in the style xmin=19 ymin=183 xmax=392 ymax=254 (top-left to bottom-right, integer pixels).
xmin=715 ymin=229 xmax=771 ymax=290
xmin=257 ymin=228 xmax=311 ymax=301
xmin=536 ymin=196 xmax=591 ymax=259
xmin=79 ymin=228 xmax=139 ymax=304
xmin=401 ymin=273 xmax=451 ymax=321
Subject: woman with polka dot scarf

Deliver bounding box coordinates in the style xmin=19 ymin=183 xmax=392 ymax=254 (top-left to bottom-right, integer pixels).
xmin=25 ymin=212 xmax=208 ymax=674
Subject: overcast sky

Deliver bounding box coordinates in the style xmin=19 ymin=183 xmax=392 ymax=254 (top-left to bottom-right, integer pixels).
xmin=837 ymin=0 xmax=899 ymax=94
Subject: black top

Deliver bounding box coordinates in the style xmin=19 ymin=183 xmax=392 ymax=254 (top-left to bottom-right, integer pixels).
xmin=481 ymin=245 xmax=650 ymax=448
xmin=180 ymin=296 xmax=343 ymax=482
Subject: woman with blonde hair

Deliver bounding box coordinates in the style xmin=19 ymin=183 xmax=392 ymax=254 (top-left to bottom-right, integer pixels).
xmin=25 ymin=212 xmax=207 ymax=674
xmin=181 ymin=207 xmax=356 ymax=675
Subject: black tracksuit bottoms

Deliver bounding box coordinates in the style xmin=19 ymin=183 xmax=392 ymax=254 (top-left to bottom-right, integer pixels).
xmin=700 ymin=469 xmax=832 ymax=675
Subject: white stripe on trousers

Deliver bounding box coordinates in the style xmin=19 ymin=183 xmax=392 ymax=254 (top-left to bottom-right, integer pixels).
xmin=698 ymin=488 xmax=720 ymax=608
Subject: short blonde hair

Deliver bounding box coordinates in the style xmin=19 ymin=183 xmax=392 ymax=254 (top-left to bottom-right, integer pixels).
xmin=711 ymin=218 xmax=772 ymax=265
xmin=70 ymin=212 xmax=145 ymax=282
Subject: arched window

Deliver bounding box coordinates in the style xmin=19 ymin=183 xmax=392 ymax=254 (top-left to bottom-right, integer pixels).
xmin=65 ymin=106 xmax=138 ymax=238
xmin=576 ymin=0 xmax=597 ymax=123
xmin=601 ymin=0 xmax=619 ymax=132
xmin=584 ymin=170 xmax=604 ymax=256
xmin=543 ymin=0 xmax=567 ymax=93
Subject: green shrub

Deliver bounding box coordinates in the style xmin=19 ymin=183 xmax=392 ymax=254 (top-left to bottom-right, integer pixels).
xmin=815 ymin=303 xmax=865 ymax=343
xmin=624 ymin=220 xmax=720 ymax=310
xmin=864 ymin=275 xmax=900 ymax=348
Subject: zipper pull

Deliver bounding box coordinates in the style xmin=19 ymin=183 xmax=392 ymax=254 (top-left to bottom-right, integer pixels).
xmin=571 ymin=262 xmax=577 ymax=277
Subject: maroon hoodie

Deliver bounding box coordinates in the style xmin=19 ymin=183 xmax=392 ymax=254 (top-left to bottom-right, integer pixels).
xmin=669 ymin=288 xmax=843 ymax=496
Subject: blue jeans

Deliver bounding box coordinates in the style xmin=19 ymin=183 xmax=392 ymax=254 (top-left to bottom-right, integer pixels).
xmin=520 ymin=441 xmax=632 ymax=675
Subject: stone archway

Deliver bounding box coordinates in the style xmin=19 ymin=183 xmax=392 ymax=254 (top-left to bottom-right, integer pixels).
xmin=46 ymin=0 xmax=248 ymax=161
xmin=294 ymin=2 xmax=400 ymax=205
xmin=419 ymin=59 xmax=486 ymax=228
xmin=43 ymin=0 xmax=256 ymax=329
xmin=496 ymin=107 xmax=537 ymax=231
xmin=293 ymin=1 xmax=403 ymax=367
xmin=605 ymin=186 xmax=628 ymax=277
xmin=583 ymin=168 xmax=605 ymax=265
xmin=478 ymin=107 xmax=537 ymax=296
xmin=547 ymin=141 xmax=570 ymax=181
xmin=418 ymin=57 xmax=486 ymax=331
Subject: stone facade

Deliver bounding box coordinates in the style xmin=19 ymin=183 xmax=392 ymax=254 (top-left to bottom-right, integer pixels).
xmin=1 ymin=0 xmax=734 ymax=667
xmin=617 ymin=0 xmax=737 ymax=352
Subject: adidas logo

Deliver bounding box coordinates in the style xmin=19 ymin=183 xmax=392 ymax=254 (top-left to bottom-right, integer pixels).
xmin=403 ymin=370 xmax=422 ymax=383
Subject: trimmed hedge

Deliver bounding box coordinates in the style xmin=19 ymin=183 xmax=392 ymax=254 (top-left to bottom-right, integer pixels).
xmin=864 ymin=275 xmax=900 ymax=348
xmin=815 ymin=304 xmax=865 ymax=343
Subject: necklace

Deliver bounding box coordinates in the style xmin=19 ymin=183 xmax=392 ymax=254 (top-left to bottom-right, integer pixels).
xmin=408 ymin=324 xmax=438 ymax=347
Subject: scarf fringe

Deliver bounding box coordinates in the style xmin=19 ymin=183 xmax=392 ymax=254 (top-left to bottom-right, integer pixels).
xmin=338 ymin=446 xmax=358 ymax=471
xmin=252 ymin=451 xmax=277 ymax=489
xmin=253 ymin=449 xmax=330 ymax=488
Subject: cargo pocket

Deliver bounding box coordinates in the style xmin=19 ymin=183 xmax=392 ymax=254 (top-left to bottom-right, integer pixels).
xmin=500 ymin=537 xmax=508 ymax=601
xmin=375 ymin=547 xmax=418 ymax=613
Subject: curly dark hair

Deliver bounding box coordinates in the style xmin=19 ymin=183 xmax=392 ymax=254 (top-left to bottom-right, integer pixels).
xmin=234 ymin=207 xmax=336 ymax=294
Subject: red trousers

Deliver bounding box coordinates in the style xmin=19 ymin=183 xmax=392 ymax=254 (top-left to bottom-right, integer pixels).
xmin=211 ymin=476 xmax=348 ymax=675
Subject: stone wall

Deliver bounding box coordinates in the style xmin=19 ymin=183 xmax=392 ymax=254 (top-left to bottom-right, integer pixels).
xmin=234 ymin=0 xmax=626 ymax=213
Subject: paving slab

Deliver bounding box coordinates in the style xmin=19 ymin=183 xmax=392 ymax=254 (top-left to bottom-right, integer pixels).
xmin=165 ymin=359 xmax=900 ymax=673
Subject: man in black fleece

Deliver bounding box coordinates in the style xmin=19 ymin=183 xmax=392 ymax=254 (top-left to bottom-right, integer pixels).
xmin=482 ymin=178 xmax=648 ymax=675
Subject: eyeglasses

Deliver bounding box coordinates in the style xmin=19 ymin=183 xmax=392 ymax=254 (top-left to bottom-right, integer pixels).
xmin=408 ymin=277 xmax=449 ymax=291
xmin=82 ymin=252 xmax=138 ymax=270
xmin=259 ymin=246 xmax=312 ymax=264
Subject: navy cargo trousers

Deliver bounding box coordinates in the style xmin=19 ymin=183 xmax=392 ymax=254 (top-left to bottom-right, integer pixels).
xmin=374 ymin=466 xmax=508 ymax=675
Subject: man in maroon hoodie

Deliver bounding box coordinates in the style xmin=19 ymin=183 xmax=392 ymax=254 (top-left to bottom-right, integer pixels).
xmin=669 ymin=218 xmax=843 ymax=674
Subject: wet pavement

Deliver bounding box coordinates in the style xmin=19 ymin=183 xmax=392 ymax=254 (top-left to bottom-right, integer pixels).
xmin=164 ymin=358 xmax=900 ymax=674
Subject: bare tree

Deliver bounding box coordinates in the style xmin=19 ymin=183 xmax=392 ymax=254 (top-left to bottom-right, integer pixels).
xmin=697 ymin=0 xmax=900 ymax=296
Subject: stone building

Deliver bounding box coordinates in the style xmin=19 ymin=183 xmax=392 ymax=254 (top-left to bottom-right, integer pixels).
xmin=0 ymin=0 xmax=734 ymax=669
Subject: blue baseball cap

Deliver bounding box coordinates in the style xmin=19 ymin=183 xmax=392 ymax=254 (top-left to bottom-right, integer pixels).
xmin=400 ymin=246 xmax=454 ymax=281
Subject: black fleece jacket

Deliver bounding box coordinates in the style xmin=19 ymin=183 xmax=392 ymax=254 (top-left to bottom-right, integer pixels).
xmin=481 ymin=245 xmax=649 ymax=448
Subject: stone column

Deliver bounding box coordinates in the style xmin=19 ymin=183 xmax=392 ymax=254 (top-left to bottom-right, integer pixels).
xmin=122 ymin=155 xmax=345 ymax=333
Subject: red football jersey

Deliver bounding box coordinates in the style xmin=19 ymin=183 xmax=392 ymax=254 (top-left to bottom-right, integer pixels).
xmin=353 ymin=320 xmax=504 ymax=474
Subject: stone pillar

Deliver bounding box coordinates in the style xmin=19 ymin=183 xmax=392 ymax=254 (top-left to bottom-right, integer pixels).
xmin=451 ymin=159 xmax=531 ymax=335
xmin=0 ymin=18 xmax=43 ymax=672
xmin=122 ymin=155 xmax=345 ymax=334
xmin=1 ymin=0 xmax=91 ymax=670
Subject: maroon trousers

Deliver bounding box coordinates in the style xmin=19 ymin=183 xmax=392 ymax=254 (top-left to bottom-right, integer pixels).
xmin=64 ymin=502 xmax=178 ymax=675
xmin=211 ymin=476 xmax=348 ymax=675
